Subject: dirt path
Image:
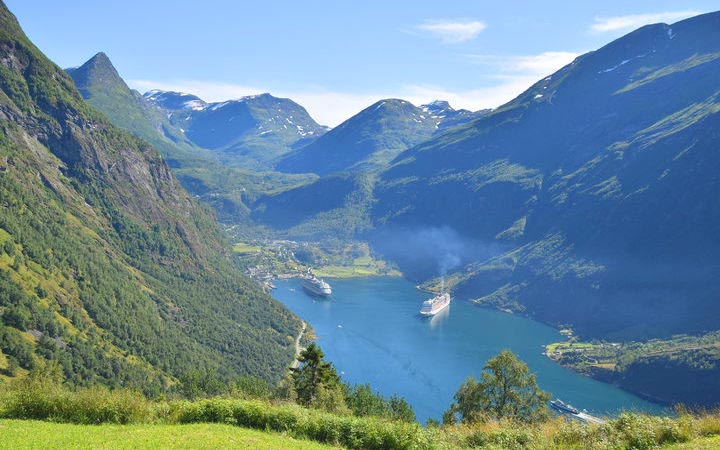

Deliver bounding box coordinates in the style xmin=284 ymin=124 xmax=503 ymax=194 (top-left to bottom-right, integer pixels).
xmin=290 ymin=321 xmax=306 ymax=369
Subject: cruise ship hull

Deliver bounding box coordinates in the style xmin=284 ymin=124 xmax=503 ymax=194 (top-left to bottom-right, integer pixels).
xmin=419 ymin=302 xmax=449 ymax=316
xmin=302 ymin=277 xmax=332 ymax=297
xmin=302 ymin=284 xmax=331 ymax=297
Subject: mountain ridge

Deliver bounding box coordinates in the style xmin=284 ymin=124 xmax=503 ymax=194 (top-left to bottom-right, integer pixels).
xmin=145 ymin=89 xmax=329 ymax=170
xmin=276 ymin=98 xmax=486 ymax=176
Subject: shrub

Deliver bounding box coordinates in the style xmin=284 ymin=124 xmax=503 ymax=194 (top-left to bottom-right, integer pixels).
xmin=0 ymin=378 xmax=152 ymax=424
xmin=169 ymin=397 xmax=431 ymax=450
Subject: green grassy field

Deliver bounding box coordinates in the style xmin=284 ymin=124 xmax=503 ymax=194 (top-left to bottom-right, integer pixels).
xmin=0 ymin=420 xmax=337 ymax=450
xmin=232 ymin=242 xmax=263 ymax=254
xmin=314 ymin=257 xmax=402 ymax=279
xmin=666 ymin=435 xmax=720 ymax=449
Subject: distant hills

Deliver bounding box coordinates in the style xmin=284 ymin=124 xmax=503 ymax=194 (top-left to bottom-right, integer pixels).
xmin=67 ymin=54 xmax=317 ymax=223
xmin=0 ymin=2 xmax=300 ymax=391
xmin=66 ymin=52 xmax=205 ymax=168
xmin=277 ymin=99 xmax=485 ymax=175
xmin=145 ymin=90 xmax=328 ymax=170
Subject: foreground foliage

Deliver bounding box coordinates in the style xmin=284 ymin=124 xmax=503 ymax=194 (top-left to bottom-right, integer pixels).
xmin=2 ymin=377 xmax=720 ymax=449
xmin=445 ymin=350 xmax=551 ymax=424
xmin=0 ymin=420 xmax=336 ymax=450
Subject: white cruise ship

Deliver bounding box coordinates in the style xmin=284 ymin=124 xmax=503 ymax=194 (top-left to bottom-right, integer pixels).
xmin=420 ymin=292 xmax=450 ymax=316
xmin=302 ymin=274 xmax=332 ymax=297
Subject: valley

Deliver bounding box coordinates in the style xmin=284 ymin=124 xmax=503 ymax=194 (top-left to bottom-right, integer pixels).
xmin=2 ymin=1 xmax=720 ymax=447
xmin=55 ymin=9 xmax=720 ymax=411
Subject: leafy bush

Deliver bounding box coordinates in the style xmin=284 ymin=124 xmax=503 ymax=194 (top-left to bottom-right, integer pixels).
xmin=170 ymin=398 xmax=431 ymax=450
xmin=0 ymin=377 xmax=152 ymax=424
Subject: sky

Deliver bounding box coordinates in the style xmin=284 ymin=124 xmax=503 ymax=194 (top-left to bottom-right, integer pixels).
xmin=6 ymin=1 xmax=719 ymax=126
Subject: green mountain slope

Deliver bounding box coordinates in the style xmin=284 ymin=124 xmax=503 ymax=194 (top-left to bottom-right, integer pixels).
xmin=0 ymin=1 xmax=300 ymax=392
xmin=253 ymin=11 xmax=720 ymax=348
xmin=370 ymin=11 xmax=720 ymax=342
xmin=276 ymin=99 xmax=485 ymax=176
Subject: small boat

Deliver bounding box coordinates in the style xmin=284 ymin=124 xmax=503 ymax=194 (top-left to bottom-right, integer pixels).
xmin=550 ymin=399 xmax=580 ymax=415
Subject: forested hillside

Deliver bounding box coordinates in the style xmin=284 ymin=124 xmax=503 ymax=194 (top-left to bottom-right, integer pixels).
xmin=0 ymin=1 xmax=300 ymax=393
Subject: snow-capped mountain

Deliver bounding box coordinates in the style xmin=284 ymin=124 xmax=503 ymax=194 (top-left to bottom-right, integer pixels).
xmin=145 ymin=91 xmax=328 ymax=169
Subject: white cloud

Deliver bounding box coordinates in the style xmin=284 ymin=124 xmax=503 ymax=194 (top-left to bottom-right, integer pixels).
xmin=415 ymin=20 xmax=486 ymax=43
xmin=590 ymin=11 xmax=701 ymax=33
xmin=464 ymin=51 xmax=580 ymax=79
xmin=129 ymin=50 xmax=580 ymax=127
xmin=507 ymin=52 xmax=580 ymax=75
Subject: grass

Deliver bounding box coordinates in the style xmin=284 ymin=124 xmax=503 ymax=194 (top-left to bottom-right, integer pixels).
xmin=3 ymin=376 xmax=720 ymax=449
xmin=666 ymin=435 xmax=720 ymax=449
xmin=235 ymin=239 xmax=402 ymax=279
xmin=0 ymin=420 xmax=336 ymax=450
xmin=232 ymin=242 xmax=263 ymax=254
xmin=314 ymin=263 xmax=401 ymax=279
xmin=545 ymin=332 xmax=720 ymax=373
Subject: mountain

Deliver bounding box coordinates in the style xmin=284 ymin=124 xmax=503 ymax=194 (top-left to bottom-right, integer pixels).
xmin=0 ymin=1 xmax=300 ymax=392
xmin=276 ymin=99 xmax=486 ymax=176
xmin=66 ymin=53 xmax=202 ymax=168
xmin=255 ymin=11 xmax=720 ymax=344
xmin=422 ymin=100 xmax=489 ymax=132
xmin=67 ymin=54 xmax=317 ymax=223
xmin=143 ymin=90 xmax=206 ymax=111
xmin=371 ymin=11 xmax=720 ymax=341
xmin=145 ymin=91 xmax=329 ymax=170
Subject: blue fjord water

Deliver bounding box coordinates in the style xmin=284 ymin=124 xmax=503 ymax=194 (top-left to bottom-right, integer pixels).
xmin=272 ymin=277 xmax=666 ymax=423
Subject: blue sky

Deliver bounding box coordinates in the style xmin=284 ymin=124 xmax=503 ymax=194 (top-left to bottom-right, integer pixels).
xmin=7 ymin=1 xmax=718 ymax=125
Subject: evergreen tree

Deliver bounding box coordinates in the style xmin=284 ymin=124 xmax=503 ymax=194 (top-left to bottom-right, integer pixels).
xmin=291 ymin=343 xmax=340 ymax=407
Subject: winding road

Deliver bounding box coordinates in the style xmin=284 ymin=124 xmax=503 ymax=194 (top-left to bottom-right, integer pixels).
xmin=290 ymin=321 xmax=306 ymax=370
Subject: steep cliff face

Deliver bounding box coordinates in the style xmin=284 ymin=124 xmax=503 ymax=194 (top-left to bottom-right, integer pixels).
xmin=0 ymin=1 xmax=300 ymax=391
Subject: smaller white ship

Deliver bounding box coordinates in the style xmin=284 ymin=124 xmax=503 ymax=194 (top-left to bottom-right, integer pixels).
xmin=302 ymin=272 xmax=332 ymax=297
xmin=420 ymin=291 xmax=450 ymax=316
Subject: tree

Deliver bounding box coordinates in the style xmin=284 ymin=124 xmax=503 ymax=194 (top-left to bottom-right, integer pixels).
xmin=291 ymin=343 xmax=341 ymax=408
xmin=343 ymin=383 xmax=416 ymax=422
xmin=445 ymin=350 xmax=550 ymax=424
xmin=232 ymin=376 xmax=270 ymax=400
xmin=273 ymin=372 xmax=297 ymax=403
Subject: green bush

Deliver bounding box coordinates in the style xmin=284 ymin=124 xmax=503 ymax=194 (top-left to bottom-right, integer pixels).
xmin=0 ymin=378 xmax=152 ymax=424
xmin=169 ymin=398 xmax=430 ymax=450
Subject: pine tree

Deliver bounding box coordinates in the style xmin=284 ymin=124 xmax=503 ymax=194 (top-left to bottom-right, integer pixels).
xmin=291 ymin=343 xmax=340 ymax=407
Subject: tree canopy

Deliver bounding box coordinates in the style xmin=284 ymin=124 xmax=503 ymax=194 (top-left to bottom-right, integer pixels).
xmin=445 ymin=350 xmax=551 ymax=424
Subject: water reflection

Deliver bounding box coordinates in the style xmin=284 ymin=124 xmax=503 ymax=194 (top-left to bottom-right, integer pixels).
xmin=427 ymin=304 xmax=450 ymax=329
